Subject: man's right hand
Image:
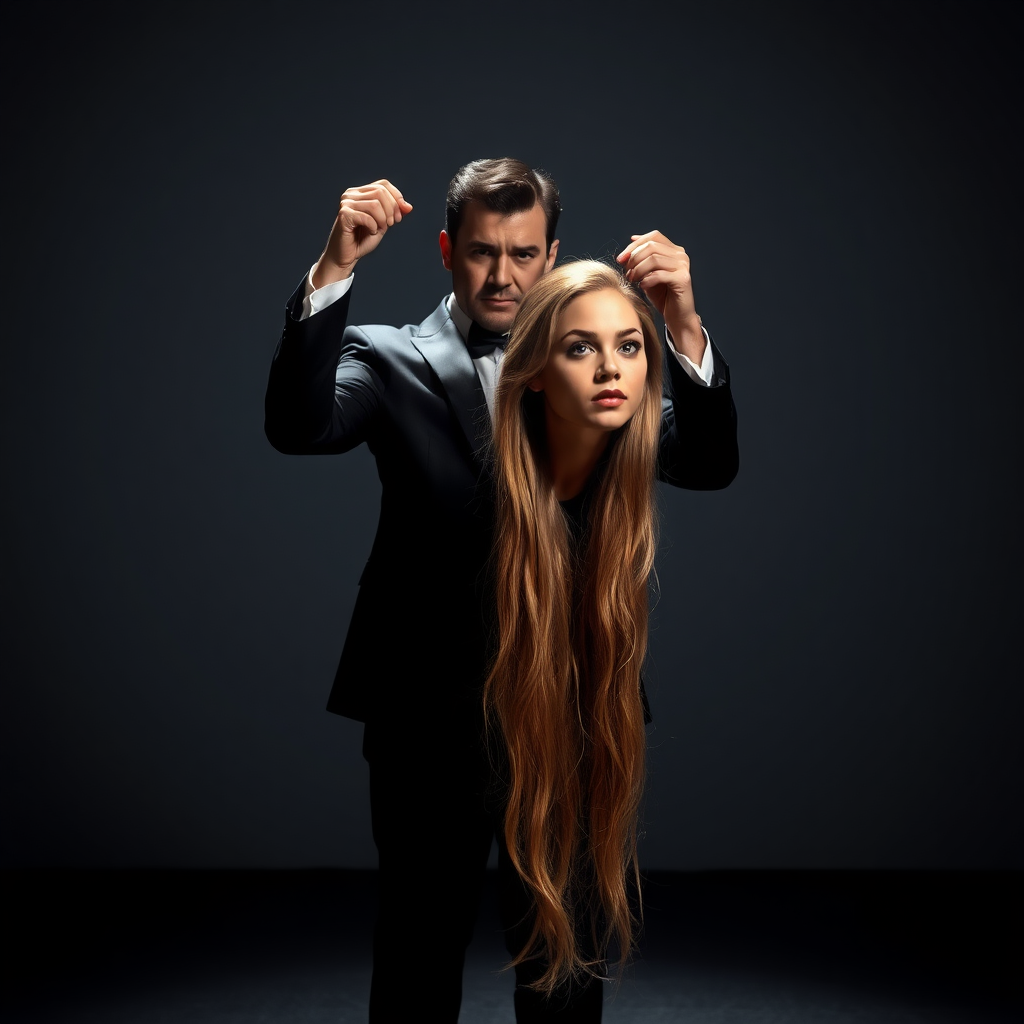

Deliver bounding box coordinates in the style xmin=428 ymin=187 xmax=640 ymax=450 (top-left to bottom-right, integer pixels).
xmin=311 ymin=179 xmax=413 ymax=289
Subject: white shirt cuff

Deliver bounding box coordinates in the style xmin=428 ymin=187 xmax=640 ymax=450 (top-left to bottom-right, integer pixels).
xmin=668 ymin=325 xmax=715 ymax=386
xmin=301 ymin=264 xmax=355 ymax=320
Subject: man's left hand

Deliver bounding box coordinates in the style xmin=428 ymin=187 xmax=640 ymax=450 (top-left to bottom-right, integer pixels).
xmin=617 ymin=230 xmax=706 ymax=366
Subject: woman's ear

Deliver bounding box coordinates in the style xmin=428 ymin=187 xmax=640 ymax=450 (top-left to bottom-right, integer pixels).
xmin=527 ymin=377 xmax=544 ymax=392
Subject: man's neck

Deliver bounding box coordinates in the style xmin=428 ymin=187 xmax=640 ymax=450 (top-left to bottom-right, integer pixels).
xmin=446 ymin=294 xmax=472 ymax=343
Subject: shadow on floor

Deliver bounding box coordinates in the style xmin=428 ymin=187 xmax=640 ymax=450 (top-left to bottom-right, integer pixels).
xmin=5 ymin=868 xmax=1021 ymax=1023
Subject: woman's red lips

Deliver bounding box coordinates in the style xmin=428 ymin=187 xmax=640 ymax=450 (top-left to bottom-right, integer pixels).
xmin=593 ymin=389 xmax=626 ymax=408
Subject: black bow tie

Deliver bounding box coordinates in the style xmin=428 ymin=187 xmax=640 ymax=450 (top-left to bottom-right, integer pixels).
xmin=466 ymin=321 xmax=509 ymax=359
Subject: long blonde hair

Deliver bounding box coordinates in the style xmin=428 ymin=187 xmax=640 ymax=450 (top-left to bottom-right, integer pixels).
xmin=484 ymin=261 xmax=663 ymax=994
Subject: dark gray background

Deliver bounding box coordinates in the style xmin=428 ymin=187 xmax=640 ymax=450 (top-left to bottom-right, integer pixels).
xmin=2 ymin=1 xmax=1020 ymax=871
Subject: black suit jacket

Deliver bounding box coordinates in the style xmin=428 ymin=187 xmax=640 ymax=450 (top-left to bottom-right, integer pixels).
xmin=265 ymin=278 xmax=738 ymax=726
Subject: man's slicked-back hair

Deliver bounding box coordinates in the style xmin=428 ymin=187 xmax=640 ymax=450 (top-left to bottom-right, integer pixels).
xmin=445 ymin=158 xmax=561 ymax=251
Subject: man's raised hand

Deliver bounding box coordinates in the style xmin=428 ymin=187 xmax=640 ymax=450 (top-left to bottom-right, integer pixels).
xmin=312 ymin=179 xmax=413 ymax=289
xmin=617 ymin=230 xmax=706 ymax=366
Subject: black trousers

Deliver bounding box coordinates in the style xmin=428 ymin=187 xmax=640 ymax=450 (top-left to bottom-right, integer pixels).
xmin=363 ymin=718 xmax=605 ymax=1023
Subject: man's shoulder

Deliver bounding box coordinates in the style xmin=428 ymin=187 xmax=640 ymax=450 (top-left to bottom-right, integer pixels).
xmin=348 ymin=298 xmax=453 ymax=345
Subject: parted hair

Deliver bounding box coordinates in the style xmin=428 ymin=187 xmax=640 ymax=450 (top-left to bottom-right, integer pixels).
xmin=485 ymin=260 xmax=663 ymax=995
xmin=446 ymin=157 xmax=561 ymax=251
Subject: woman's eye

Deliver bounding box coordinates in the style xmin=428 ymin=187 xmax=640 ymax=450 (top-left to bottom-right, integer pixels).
xmin=620 ymin=341 xmax=641 ymax=355
xmin=567 ymin=343 xmax=591 ymax=357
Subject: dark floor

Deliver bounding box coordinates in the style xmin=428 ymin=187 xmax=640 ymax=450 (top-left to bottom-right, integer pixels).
xmin=4 ymin=868 xmax=1021 ymax=1023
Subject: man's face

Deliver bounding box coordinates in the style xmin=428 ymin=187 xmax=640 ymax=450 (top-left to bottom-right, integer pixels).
xmin=439 ymin=201 xmax=558 ymax=334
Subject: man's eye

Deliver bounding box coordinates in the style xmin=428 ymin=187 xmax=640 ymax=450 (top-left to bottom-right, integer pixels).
xmin=515 ymin=252 xmax=535 ymax=261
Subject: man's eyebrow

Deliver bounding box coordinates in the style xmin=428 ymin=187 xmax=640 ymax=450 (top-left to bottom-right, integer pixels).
xmin=466 ymin=240 xmax=542 ymax=254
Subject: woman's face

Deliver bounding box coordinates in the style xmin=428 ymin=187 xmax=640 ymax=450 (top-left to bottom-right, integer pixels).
xmin=529 ymin=288 xmax=648 ymax=436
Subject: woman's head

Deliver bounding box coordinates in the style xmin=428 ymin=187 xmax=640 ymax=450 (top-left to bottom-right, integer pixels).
xmin=497 ymin=261 xmax=663 ymax=460
xmin=485 ymin=258 xmax=662 ymax=995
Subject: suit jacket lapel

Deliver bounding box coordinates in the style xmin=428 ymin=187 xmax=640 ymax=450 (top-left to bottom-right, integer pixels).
xmin=411 ymin=301 xmax=491 ymax=459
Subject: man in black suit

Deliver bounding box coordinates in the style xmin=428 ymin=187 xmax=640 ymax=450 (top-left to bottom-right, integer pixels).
xmin=265 ymin=158 xmax=738 ymax=1022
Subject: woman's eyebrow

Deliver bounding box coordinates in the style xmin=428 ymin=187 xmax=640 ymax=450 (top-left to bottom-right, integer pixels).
xmin=559 ymin=327 xmax=643 ymax=341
